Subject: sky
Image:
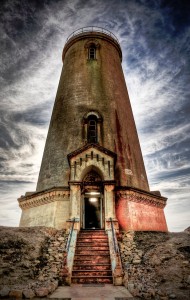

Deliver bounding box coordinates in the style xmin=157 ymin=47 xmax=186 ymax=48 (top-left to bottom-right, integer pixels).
xmin=0 ymin=0 xmax=189 ymax=231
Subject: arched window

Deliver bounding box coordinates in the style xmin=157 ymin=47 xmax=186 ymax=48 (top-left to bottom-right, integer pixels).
xmin=83 ymin=111 xmax=102 ymax=144
xmin=87 ymin=115 xmax=97 ymax=143
xmin=88 ymin=46 xmax=96 ymax=59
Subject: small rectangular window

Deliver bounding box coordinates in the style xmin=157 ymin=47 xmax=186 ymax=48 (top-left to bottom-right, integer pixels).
xmin=87 ymin=116 xmax=97 ymax=143
xmin=89 ymin=47 xmax=96 ymax=59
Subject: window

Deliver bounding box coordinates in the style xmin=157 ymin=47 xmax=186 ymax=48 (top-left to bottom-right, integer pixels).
xmin=83 ymin=111 xmax=102 ymax=144
xmin=87 ymin=116 xmax=97 ymax=143
xmin=88 ymin=46 xmax=96 ymax=60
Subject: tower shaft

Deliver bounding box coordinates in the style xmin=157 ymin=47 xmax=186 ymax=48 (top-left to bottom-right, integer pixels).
xmin=37 ymin=31 xmax=149 ymax=192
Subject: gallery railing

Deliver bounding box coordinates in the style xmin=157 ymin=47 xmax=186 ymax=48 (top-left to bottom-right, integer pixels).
xmin=66 ymin=26 xmax=119 ymax=44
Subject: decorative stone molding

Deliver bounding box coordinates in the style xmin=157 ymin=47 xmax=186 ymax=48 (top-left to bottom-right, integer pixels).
xmin=83 ymin=171 xmax=102 ymax=182
xmin=68 ymin=144 xmax=116 ymax=181
xmin=83 ymin=110 xmax=102 ymax=122
xmin=68 ymin=143 xmax=116 ymax=160
xmin=84 ymin=39 xmax=100 ymax=49
xmin=104 ymin=184 xmax=115 ymax=192
xmin=18 ymin=189 xmax=70 ymax=210
xmin=116 ymin=189 xmax=167 ymax=208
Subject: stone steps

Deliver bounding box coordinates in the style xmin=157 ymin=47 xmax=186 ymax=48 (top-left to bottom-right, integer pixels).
xmin=77 ymin=238 xmax=108 ymax=243
xmin=73 ymin=264 xmax=111 ymax=271
xmin=77 ymin=244 xmax=109 ymax=252
xmin=72 ymin=270 xmax=112 ymax=276
xmin=74 ymin=257 xmax=111 ymax=264
xmin=76 ymin=243 xmax=109 ymax=247
xmin=72 ymin=276 xmax=113 ymax=284
xmin=71 ymin=229 xmax=113 ymax=284
xmin=75 ymin=249 xmax=110 ymax=255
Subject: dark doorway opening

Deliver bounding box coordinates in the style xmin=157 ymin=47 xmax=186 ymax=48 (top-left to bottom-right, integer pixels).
xmin=84 ymin=197 xmax=101 ymax=229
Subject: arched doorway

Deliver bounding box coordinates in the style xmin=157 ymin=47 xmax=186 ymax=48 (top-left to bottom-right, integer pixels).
xmin=81 ymin=170 xmax=104 ymax=229
xmin=68 ymin=143 xmax=116 ymax=230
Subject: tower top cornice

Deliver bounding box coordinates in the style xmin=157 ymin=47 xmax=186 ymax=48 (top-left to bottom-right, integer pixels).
xmin=63 ymin=26 xmax=122 ymax=61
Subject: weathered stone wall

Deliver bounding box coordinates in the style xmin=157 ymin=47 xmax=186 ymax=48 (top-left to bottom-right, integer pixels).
xmin=36 ymin=31 xmax=149 ymax=192
xmin=0 ymin=226 xmax=68 ymax=299
xmin=118 ymin=230 xmax=190 ymax=300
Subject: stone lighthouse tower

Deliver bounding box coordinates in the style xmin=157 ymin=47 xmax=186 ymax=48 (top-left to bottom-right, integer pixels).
xmin=18 ymin=27 xmax=168 ymax=232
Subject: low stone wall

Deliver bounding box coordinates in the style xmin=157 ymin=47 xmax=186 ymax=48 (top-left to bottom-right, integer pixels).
xmin=118 ymin=230 xmax=190 ymax=300
xmin=0 ymin=226 xmax=68 ymax=298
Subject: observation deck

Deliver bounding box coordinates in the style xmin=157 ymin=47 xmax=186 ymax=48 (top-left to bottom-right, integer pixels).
xmin=63 ymin=26 xmax=122 ymax=61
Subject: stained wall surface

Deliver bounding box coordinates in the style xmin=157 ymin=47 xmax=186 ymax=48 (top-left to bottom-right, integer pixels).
xmin=116 ymin=196 xmax=168 ymax=232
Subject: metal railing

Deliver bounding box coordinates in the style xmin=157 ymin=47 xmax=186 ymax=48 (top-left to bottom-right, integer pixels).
xmin=66 ymin=26 xmax=119 ymax=44
xmin=66 ymin=217 xmax=75 ymax=252
xmin=110 ymin=217 xmax=119 ymax=253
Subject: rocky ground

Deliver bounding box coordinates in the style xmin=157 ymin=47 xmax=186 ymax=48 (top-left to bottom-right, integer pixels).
xmin=119 ymin=228 xmax=190 ymax=299
xmin=0 ymin=226 xmax=68 ymax=298
xmin=0 ymin=226 xmax=189 ymax=299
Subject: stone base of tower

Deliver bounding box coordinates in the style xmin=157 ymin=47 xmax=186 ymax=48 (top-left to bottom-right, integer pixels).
xmin=116 ymin=187 xmax=168 ymax=232
xmin=18 ymin=185 xmax=167 ymax=232
xmin=18 ymin=143 xmax=168 ymax=232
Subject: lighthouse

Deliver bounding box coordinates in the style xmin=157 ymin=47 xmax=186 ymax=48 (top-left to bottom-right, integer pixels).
xmin=18 ymin=27 xmax=167 ymax=233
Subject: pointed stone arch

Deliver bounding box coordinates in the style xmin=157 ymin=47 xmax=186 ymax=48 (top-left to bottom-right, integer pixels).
xmin=82 ymin=166 xmax=103 ymax=182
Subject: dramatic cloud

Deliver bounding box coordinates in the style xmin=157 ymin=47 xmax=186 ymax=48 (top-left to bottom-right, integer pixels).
xmin=0 ymin=0 xmax=189 ymax=230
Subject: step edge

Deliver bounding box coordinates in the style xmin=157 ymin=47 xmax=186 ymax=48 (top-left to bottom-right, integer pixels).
xmin=73 ymin=264 xmax=111 ymax=266
xmin=71 ymin=276 xmax=113 ymax=278
xmin=75 ymin=252 xmax=110 ymax=254
xmin=72 ymin=270 xmax=112 ymax=272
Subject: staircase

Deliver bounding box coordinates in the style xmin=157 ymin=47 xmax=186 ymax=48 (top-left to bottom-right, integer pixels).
xmin=71 ymin=229 xmax=113 ymax=284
